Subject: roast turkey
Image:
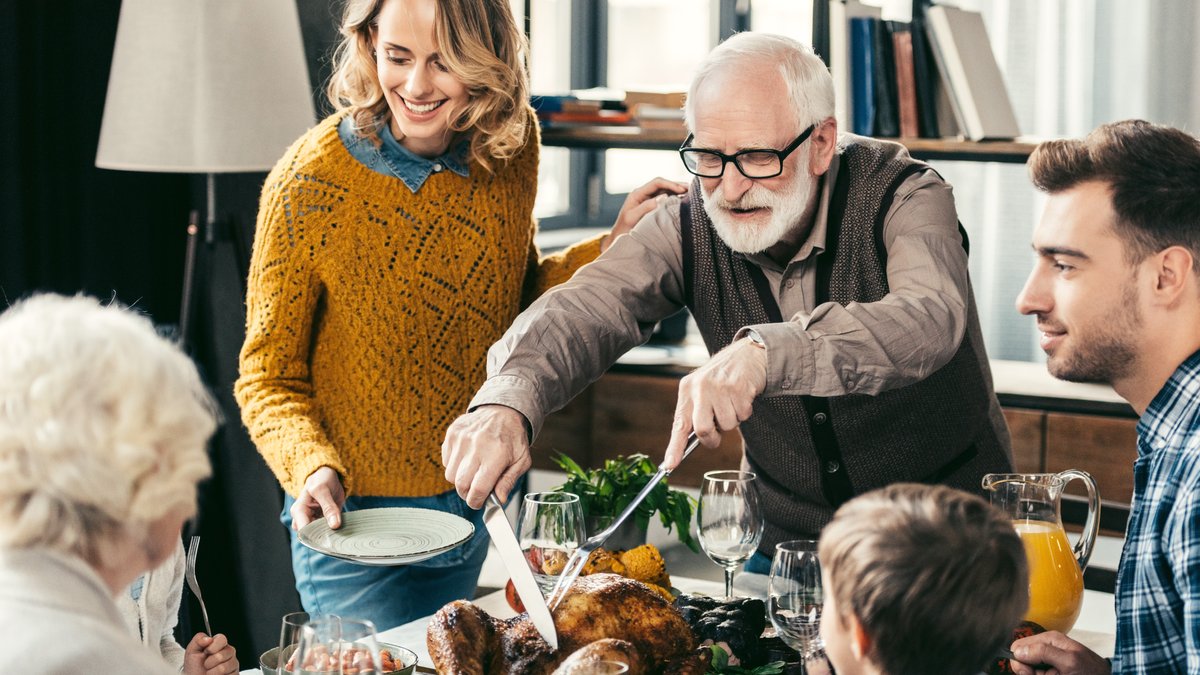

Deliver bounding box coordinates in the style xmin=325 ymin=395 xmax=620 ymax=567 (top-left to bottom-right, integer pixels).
xmin=426 ymin=573 xmax=696 ymax=674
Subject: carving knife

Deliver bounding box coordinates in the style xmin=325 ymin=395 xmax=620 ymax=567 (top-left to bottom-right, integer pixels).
xmin=484 ymin=494 xmax=559 ymax=650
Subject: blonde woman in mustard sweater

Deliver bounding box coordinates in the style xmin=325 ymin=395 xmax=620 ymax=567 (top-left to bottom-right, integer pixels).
xmin=235 ymin=0 xmax=683 ymax=630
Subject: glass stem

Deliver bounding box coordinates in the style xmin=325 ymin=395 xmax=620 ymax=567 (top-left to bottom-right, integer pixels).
xmin=724 ymin=566 xmax=736 ymax=598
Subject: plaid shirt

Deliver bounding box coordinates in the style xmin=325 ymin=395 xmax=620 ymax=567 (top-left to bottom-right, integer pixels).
xmin=1114 ymin=349 xmax=1200 ymax=673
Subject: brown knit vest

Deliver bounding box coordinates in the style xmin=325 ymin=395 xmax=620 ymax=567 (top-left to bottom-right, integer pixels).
xmin=682 ymin=135 xmax=1012 ymax=553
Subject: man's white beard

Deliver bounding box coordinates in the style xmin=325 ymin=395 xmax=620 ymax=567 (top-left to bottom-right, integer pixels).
xmin=701 ymin=169 xmax=817 ymax=254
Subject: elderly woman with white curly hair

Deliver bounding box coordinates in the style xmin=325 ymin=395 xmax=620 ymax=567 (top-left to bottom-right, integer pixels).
xmin=0 ymin=294 xmax=220 ymax=673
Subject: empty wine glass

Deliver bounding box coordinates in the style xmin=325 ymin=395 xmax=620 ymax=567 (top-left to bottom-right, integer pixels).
xmin=292 ymin=617 xmax=383 ymax=674
xmin=277 ymin=611 xmax=310 ymax=673
xmin=698 ymin=470 xmax=764 ymax=598
xmin=769 ymin=540 xmax=825 ymax=665
xmin=519 ymin=491 xmax=586 ymax=594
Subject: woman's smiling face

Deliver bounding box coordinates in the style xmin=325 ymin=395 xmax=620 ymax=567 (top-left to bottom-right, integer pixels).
xmin=372 ymin=0 xmax=468 ymax=158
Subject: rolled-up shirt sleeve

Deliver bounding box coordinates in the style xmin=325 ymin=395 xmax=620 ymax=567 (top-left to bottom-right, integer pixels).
xmin=469 ymin=197 xmax=689 ymax=438
xmin=739 ymin=172 xmax=969 ymax=397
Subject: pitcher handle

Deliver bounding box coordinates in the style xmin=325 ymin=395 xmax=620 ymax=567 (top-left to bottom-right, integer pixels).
xmin=1056 ymin=469 xmax=1100 ymax=570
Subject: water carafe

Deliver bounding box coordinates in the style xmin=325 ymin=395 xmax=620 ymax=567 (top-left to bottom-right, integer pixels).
xmin=981 ymin=470 xmax=1100 ymax=632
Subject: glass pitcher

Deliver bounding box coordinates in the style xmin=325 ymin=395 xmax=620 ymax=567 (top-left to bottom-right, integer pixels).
xmin=981 ymin=470 xmax=1100 ymax=633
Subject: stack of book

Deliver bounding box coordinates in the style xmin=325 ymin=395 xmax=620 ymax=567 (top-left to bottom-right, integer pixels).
xmin=828 ymin=0 xmax=1019 ymax=141
xmin=531 ymin=88 xmax=685 ymax=131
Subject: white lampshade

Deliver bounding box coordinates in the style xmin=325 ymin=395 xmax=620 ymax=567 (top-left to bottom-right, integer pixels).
xmin=96 ymin=0 xmax=317 ymax=173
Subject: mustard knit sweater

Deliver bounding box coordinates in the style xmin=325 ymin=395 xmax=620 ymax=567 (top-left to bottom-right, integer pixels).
xmin=235 ymin=112 xmax=602 ymax=498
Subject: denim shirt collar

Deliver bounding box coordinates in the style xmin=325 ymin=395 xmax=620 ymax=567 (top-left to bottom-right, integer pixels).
xmin=338 ymin=115 xmax=469 ymax=193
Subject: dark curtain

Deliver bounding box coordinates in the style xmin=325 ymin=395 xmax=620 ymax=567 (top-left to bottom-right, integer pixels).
xmin=2 ymin=0 xmax=343 ymax=663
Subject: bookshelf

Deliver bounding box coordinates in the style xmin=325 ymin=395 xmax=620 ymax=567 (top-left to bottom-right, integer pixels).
xmin=540 ymin=124 xmax=1038 ymax=164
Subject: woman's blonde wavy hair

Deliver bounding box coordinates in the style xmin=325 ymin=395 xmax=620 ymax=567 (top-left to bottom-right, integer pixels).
xmin=326 ymin=0 xmax=531 ymax=172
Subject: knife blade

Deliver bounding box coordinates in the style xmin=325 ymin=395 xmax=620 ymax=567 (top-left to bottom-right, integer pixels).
xmin=484 ymin=494 xmax=559 ymax=650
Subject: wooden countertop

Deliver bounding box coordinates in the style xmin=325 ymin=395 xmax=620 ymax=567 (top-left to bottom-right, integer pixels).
xmin=611 ymin=339 xmax=1135 ymax=417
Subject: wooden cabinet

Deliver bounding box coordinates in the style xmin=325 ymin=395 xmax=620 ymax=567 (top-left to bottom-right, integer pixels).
xmin=534 ymin=374 xmax=1140 ymax=504
xmin=530 ymin=371 xmax=742 ymax=488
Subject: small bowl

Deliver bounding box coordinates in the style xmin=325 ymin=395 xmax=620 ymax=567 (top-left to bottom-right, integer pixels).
xmin=259 ymin=642 xmax=417 ymax=675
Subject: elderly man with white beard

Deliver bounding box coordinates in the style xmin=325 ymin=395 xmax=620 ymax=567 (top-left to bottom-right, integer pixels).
xmin=442 ymin=32 xmax=1013 ymax=564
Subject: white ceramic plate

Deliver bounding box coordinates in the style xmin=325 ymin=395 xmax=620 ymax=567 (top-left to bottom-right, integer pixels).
xmin=298 ymin=507 xmax=474 ymax=566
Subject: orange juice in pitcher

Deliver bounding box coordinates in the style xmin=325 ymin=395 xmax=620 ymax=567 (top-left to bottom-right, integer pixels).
xmin=982 ymin=470 xmax=1099 ymax=634
xmin=1014 ymin=519 xmax=1085 ymax=632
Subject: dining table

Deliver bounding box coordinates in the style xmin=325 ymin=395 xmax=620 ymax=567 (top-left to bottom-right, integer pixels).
xmin=240 ymin=573 xmax=1115 ymax=673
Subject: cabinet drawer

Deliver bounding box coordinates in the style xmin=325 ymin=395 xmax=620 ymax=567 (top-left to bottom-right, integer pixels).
xmin=1045 ymin=413 xmax=1138 ymax=505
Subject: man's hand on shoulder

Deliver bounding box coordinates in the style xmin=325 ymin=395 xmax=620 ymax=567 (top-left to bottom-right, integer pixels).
xmin=1009 ymin=631 xmax=1111 ymax=675
xmin=442 ymin=405 xmax=532 ymax=509
xmin=601 ymin=177 xmax=688 ymax=253
xmin=663 ymin=336 xmax=767 ymax=467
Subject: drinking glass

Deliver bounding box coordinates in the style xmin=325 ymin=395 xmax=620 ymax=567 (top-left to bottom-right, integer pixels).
xmin=278 ymin=611 xmax=310 ymax=673
xmin=292 ymin=617 xmax=384 ymax=674
xmin=519 ymin=491 xmax=586 ymax=594
xmin=768 ymin=540 xmax=825 ymax=663
xmin=698 ymin=470 xmax=764 ymax=597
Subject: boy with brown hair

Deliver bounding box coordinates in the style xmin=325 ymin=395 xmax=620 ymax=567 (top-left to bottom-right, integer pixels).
xmin=818 ymin=483 xmax=1028 ymax=675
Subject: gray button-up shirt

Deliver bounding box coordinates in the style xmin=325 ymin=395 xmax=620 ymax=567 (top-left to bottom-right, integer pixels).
xmin=472 ymin=153 xmax=969 ymax=439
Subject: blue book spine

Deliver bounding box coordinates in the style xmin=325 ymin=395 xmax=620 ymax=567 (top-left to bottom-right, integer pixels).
xmin=850 ymin=16 xmax=877 ymax=136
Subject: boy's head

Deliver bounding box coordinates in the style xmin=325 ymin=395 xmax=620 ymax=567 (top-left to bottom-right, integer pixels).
xmin=817 ymin=483 xmax=1028 ymax=675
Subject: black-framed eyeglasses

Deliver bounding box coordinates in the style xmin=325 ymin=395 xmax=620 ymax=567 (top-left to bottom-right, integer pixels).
xmin=678 ymin=124 xmax=816 ymax=179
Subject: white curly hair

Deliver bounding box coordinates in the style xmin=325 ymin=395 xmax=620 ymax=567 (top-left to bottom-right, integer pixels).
xmin=0 ymin=294 xmax=217 ymax=568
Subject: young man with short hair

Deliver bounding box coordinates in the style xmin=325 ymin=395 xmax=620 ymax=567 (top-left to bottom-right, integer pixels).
xmin=1012 ymin=119 xmax=1200 ymax=674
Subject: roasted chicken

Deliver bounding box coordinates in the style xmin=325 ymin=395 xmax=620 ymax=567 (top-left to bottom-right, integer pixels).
xmin=427 ymin=573 xmax=696 ymax=674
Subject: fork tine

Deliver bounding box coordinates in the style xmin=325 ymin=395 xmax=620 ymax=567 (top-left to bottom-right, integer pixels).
xmin=185 ymin=536 xmax=212 ymax=636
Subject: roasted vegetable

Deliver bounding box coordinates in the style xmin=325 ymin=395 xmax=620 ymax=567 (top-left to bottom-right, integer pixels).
xmin=619 ymin=544 xmax=670 ymax=587
xmin=674 ymin=594 xmax=768 ymax=667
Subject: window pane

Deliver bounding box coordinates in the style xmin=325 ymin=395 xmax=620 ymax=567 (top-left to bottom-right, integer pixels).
xmin=535 ymin=147 xmax=571 ymax=219
xmin=606 ymin=0 xmax=713 ymax=89
xmin=606 ymin=149 xmax=691 ymax=195
xmin=526 ymin=0 xmax=572 ymax=218
xmin=749 ymin=0 xmax=814 ymax=44
xmin=527 ymin=0 xmax=571 ymax=94
xmin=604 ymin=0 xmax=713 ymax=195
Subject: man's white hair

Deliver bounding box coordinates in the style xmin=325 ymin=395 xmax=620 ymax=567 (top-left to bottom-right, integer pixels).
xmin=0 ymin=294 xmax=216 ymax=568
xmin=684 ymin=32 xmax=835 ymax=134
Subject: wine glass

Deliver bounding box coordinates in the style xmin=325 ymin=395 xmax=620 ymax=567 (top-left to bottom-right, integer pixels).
xmin=768 ymin=540 xmax=825 ymax=665
xmin=292 ymin=617 xmax=384 ymax=674
xmin=279 ymin=612 xmax=344 ymax=673
xmin=277 ymin=611 xmax=310 ymax=673
xmin=698 ymin=470 xmax=764 ymax=598
xmin=519 ymin=491 xmax=586 ymax=594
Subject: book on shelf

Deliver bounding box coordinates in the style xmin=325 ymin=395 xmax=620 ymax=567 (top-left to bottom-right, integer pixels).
xmin=623 ymin=88 xmax=686 ymax=110
xmin=629 ymin=103 xmax=684 ymax=131
xmin=541 ymin=110 xmax=633 ymax=127
xmin=889 ymin=21 xmax=920 ymax=138
xmin=849 ymin=16 xmax=878 ymax=136
xmin=909 ymin=8 xmax=943 ymax=138
xmin=830 ymin=0 xmax=883 ymax=133
xmin=872 ymin=18 xmax=900 ymax=138
xmin=924 ymin=4 xmax=1020 ymax=140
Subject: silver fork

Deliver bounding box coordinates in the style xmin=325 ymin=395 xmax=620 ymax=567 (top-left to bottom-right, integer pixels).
xmin=546 ymin=433 xmax=700 ymax=610
xmin=185 ymin=535 xmax=212 ymax=636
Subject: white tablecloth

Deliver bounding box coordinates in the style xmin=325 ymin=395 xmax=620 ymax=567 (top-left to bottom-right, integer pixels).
xmin=241 ymin=574 xmax=1115 ymax=673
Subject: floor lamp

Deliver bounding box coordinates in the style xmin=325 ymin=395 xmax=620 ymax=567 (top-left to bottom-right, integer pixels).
xmin=95 ymin=0 xmax=316 ymax=350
